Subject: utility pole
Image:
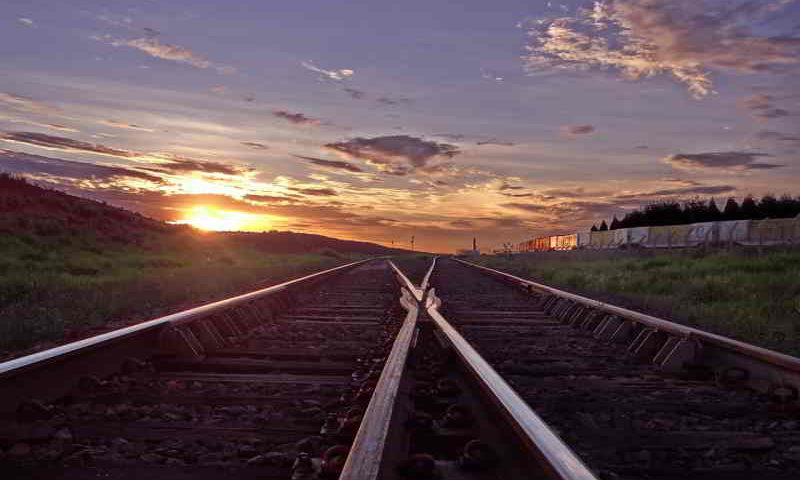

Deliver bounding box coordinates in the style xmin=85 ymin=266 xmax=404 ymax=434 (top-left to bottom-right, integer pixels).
xmin=473 ymin=237 xmax=477 ymax=252
xmin=411 ymin=235 xmax=415 ymax=252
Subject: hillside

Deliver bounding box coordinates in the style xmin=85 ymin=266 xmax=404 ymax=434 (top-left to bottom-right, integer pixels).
xmin=0 ymin=173 xmax=406 ymax=254
xmin=0 ymin=174 xmax=407 ymax=357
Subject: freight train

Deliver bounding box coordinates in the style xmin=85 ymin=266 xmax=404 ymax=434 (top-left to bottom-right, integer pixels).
xmin=516 ymin=217 xmax=800 ymax=252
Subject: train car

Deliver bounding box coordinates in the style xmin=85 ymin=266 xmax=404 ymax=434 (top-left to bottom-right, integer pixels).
xmin=534 ymin=236 xmax=550 ymax=251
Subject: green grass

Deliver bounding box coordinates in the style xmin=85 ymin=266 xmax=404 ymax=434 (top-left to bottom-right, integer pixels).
xmin=0 ymin=234 xmax=358 ymax=357
xmin=472 ymin=251 xmax=800 ymax=356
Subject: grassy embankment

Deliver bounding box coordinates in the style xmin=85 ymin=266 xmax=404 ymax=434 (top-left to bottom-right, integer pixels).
xmin=471 ymin=251 xmax=800 ymax=356
xmin=0 ymin=234 xmax=358 ymax=357
xmin=0 ymin=174 xmax=382 ymax=357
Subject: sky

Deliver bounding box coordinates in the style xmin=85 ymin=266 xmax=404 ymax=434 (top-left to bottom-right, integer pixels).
xmin=1 ymin=0 xmax=798 ymax=253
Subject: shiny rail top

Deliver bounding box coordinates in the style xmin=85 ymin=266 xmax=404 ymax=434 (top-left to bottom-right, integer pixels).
xmin=424 ymin=289 xmax=599 ymax=480
xmin=340 ymin=261 xmax=420 ymax=479
xmin=454 ymin=258 xmax=800 ymax=373
xmin=0 ymin=259 xmax=371 ymax=377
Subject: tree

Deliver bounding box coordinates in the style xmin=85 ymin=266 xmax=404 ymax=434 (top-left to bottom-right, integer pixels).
xmin=740 ymin=196 xmax=760 ymax=219
xmin=759 ymin=195 xmax=779 ymax=219
xmin=599 ymin=220 xmax=608 ymax=231
xmin=707 ymin=198 xmax=721 ymax=220
xmin=590 ymin=224 xmax=598 ymax=232
xmin=722 ymin=197 xmax=740 ymax=220
xmin=609 ymin=216 xmax=620 ymax=230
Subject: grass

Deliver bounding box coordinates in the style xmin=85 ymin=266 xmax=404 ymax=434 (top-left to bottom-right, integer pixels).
xmin=472 ymin=250 xmax=800 ymax=356
xmin=0 ymin=234 xmax=359 ymax=357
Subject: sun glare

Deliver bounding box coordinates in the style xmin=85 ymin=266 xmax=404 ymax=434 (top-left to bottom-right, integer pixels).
xmin=177 ymin=206 xmax=254 ymax=232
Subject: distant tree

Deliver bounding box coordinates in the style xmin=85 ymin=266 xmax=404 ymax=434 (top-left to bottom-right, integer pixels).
xmin=707 ymin=198 xmax=721 ymax=220
xmin=609 ymin=216 xmax=620 ymax=230
xmin=682 ymin=198 xmax=709 ymax=224
xmin=722 ymin=197 xmax=740 ymax=220
xmin=599 ymin=220 xmax=608 ymax=231
xmin=590 ymin=224 xmax=598 ymax=232
xmin=776 ymin=195 xmax=800 ymax=218
xmin=643 ymin=201 xmax=683 ymax=226
xmin=759 ymin=195 xmax=779 ymax=219
xmin=741 ymin=196 xmax=760 ymax=219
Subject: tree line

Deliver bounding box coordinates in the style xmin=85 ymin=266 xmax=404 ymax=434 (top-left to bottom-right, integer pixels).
xmin=591 ymin=195 xmax=800 ymax=231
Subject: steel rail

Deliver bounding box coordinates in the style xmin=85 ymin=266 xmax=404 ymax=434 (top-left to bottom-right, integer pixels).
xmin=389 ymin=260 xmax=424 ymax=301
xmin=453 ymin=258 xmax=800 ymax=374
xmin=339 ymin=261 xmax=420 ymax=479
xmin=0 ymin=259 xmax=371 ymax=378
xmin=424 ymin=289 xmax=599 ymax=480
xmin=419 ymin=256 xmax=437 ymax=292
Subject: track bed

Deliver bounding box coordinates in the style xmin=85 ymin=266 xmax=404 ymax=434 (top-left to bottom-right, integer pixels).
xmin=431 ymin=258 xmax=800 ymax=480
xmin=0 ymin=262 xmax=402 ymax=479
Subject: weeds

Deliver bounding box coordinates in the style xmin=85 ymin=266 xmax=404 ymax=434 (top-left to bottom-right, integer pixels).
xmin=473 ymin=251 xmax=800 ymax=356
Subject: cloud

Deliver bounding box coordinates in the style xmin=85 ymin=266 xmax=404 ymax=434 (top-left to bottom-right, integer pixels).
xmin=241 ymin=141 xmax=269 ymax=150
xmin=756 ymin=130 xmax=800 ymax=142
xmin=740 ymin=94 xmax=791 ymax=120
xmin=325 ymin=135 xmax=460 ymax=175
xmin=477 ymin=138 xmax=515 ymax=146
xmin=524 ymin=1 xmax=800 ymax=98
xmin=433 ymin=133 xmax=466 ymax=141
xmin=1 ymin=131 xmax=252 ymax=176
xmin=99 ymin=119 xmax=155 ymax=132
xmin=664 ymin=151 xmax=783 ymax=171
xmin=343 ymin=88 xmax=365 ymax=99
xmin=449 ymin=219 xmax=474 ymax=228
xmin=615 ymin=184 xmax=736 ymax=200
xmin=272 ymin=110 xmax=321 ymax=126
xmin=149 ymin=154 xmax=249 ymax=176
xmin=288 ymin=186 xmax=338 ymax=197
xmin=293 ymin=154 xmax=364 ymax=173
xmin=377 ymin=96 xmax=413 ymax=106
xmin=0 ymin=149 xmax=164 ymax=185
xmin=0 ymin=92 xmax=60 ymax=113
xmin=563 ymin=124 xmax=595 ymax=135
xmin=109 ymin=36 xmax=235 ymax=74
xmin=2 ymin=131 xmax=135 ymax=158
xmin=502 ymin=202 xmax=551 ymax=213
xmin=301 ymin=61 xmax=354 ymax=81
xmin=243 ymin=194 xmax=298 ymax=204
xmin=17 ymin=18 xmax=35 ymax=27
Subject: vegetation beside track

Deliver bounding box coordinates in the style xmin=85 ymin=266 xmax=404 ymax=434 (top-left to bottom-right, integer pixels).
xmin=471 ymin=250 xmax=800 ymax=356
xmin=0 ymin=174 xmax=404 ymax=358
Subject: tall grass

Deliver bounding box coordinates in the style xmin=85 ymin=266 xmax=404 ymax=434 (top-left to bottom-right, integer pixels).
xmin=473 ymin=251 xmax=800 ymax=356
xmin=0 ymin=234 xmax=357 ymax=356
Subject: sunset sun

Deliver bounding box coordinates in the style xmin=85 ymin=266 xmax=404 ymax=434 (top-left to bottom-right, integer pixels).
xmin=177 ymin=206 xmax=254 ymax=232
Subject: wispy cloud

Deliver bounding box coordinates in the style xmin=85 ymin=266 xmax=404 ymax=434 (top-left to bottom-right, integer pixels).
xmin=524 ymin=0 xmax=800 ymax=98
xmin=740 ymin=94 xmax=791 ymax=120
xmin=241 ymin=141 xmax=269 ymax=150
xmin=0 ymin=92 xmax=60 ymax=114
xmin=293 ymin=154 xmax=364 ymax=173
xmin=664 ymin=151 xmax=783 ymax=171
xmin=107 ymin=36 xmax=236 ymax=74
xmin=563 ymin=124 xmax=595 ymax=135
xmin=17 ymin=18 xmax=35 ymax=27
xmin=301 ymin=61 xmax=354 ymax=81
xmin=272 ymin=110 xmax=322 ymax=126
xmin=0 ymin=131 xmax=253 ymax=176
xmin=288 ymin=186 xmax=338 ymax=196
xmin=377 ymin=96 xmax=412 ymax=106
xmin=99 ymin=119 xmax=155 ymax=132
xmin=343 ymin=87 xmax=365 ymax=99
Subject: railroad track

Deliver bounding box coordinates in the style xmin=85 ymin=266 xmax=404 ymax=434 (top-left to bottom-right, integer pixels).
xmin=2 ymin=256 xmax=799 ymax=479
